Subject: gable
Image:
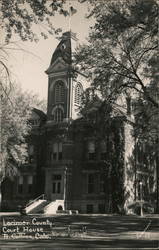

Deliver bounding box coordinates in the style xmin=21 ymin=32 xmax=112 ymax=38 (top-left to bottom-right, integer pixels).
xmin=45 ymin=57 xmax=69 ymax=75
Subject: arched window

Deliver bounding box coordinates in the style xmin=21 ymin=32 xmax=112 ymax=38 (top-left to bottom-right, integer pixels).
xmin=75 ymin=83 xmax=83 ymax=105
xmin=53 ymin=108 xmax=64 ymax=122
xmin=54 ymin=81 xmax=64 ymax=103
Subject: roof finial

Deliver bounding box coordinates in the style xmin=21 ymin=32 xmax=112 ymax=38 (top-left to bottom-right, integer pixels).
xmin=68 ymin=2 xmax=77 ymax=32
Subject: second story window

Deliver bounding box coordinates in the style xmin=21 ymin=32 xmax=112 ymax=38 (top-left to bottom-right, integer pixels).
xmin=88 ymin=141 xmax=95 ymax=160
xmin=99 ymin=174 xmax=105 ymax=193
xmin=100 ymin=141 xmax=107 ymax=160
xmin=88 ymin=174 xmax=95 ymax=194
xmin=53 ymin=142 xmax=62 ymax=161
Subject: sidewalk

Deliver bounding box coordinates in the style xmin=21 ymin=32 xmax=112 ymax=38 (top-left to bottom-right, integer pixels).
xmin=0 ymin=212 xmax=20 ymax=216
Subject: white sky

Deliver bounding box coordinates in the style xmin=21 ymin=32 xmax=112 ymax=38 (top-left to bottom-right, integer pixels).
xmin=7 ymin=0 xmax=93 ymax=101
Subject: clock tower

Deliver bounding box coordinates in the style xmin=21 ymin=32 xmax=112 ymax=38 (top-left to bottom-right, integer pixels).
xmin=45 ymin=31 xmax=84 ymax=124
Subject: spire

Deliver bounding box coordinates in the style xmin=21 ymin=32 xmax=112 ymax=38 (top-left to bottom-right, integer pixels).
xmin=45 ymin=31 xmax=78 ymax=72
xmin=68 ymin=2 xmax=77 ymax=32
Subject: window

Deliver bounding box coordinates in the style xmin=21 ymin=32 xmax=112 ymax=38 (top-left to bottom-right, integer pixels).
xmin=28 ymin=176 xmax=33 ymax=194
xmin=88 ymin=174 xmax=95 ymax=194
xmin=88 ymin=141 xmax=95 ymax=160
xmin=58 ymin=142 xmax=62 ymax=160
xmin=75 ymin=83 xmax=83 ymax=105
xmin=52 ymin=107 xmax=64 ymax=122
xmin=100 ymin=141 xmax=107 ymax=160
xmin=52 ymin=174 xmax=62 ymax=194
xmin=30 ymin=119 xmax=39 ymax=126
xmin=53 ymin=142 xmax=62 ymax=161
xmin=48 ymin=142 xmax=62 ymax=162
xmin=53 ymin=143 xmax=58 ymax=160
xmin=99 ymin=174 xmax=105 ymax=193
xmin=54 ymin=81 xmax=64 ymax=103
xmin=18 ymin=176 xmax=23 ymax=194
xmin=47 ymin=142 xmax=52 ymax=161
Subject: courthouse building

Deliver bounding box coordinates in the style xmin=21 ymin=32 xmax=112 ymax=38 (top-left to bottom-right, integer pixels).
xmin=2 ymin=32 xmax=155 ymax=214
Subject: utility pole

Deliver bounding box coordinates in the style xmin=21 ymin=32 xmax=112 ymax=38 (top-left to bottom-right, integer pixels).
xmin=64 ymin=167 xmax=67 ymax=211
xmin=0 ymin=83 xmax=3 ymax=210
xmin=139 ymin=181 xmax=143 ymax=217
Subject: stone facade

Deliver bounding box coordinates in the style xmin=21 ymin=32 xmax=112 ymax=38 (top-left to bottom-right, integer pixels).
xmin=2 ymin=31 xmax=154 ymax=214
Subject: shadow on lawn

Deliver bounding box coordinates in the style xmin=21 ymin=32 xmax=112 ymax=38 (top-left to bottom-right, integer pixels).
xmin=51 ymin=215 xmax=158 ymax=234
xmin=0 ymin=238 xmax=158 ymax=249
xmin=0 ymin=214 xmax=158 ymax=241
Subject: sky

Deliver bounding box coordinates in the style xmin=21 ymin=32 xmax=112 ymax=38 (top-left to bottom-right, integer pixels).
xmin=7 ymin=0 xmax=93 ymax=101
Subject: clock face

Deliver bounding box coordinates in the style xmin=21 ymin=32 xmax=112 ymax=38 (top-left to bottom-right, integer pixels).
xmin=61 ymin=43 xmax=66 ymax=50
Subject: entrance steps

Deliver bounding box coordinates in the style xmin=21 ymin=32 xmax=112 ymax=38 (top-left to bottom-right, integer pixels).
xmin=22 ymin=196 xmax=72 ymax=215
xmin=22 ymin=194 xmax=47 ymax=214
xmin=44 ymin=200 xmax=64 ymax=214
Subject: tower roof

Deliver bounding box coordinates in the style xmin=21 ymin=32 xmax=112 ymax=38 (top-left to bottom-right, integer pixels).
xmin=50 ymin=31 xmax=77 ymax=66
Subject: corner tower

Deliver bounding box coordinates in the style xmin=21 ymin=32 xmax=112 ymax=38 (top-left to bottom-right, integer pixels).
xmin=46 ymin=31 xmax=84 ymax=123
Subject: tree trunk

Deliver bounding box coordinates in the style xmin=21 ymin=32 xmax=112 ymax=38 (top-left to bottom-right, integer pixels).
xmin=156 ymin=137 xmax=159 ymax=213
xmin=0 ymin=183 xmax=2 ymax=211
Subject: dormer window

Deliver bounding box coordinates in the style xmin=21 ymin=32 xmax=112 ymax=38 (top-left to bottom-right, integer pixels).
xmin=75 ymin=83 xmax=83 ymax=106
xmin=54 ymin=81 xmax=65 ymax=103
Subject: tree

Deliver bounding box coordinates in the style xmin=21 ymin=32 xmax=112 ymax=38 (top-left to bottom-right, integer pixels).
xmin=76 ymin=0 xmax=159 ymax=211
xmin=0 ymin=0 xmax=78 ymax=211
xmin=0 ymin=77 xmax=46 ymax=208
xmin=0 ymin=0 xmax=69 ymax=43
xmin=0 ymin=0 xmax=69 ymax=97
xmin=76 ymin=0 xmax=159 ymax=172
xmin=76 ymin=1 xmax=159 ymax=162
xmin=77 ymin=0 xmax=158 ymax=109
xmin=0 ymin=0 xmax=71 ymax=208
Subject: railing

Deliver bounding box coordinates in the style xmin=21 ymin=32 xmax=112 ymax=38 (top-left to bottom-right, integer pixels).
xmin=25 ymin=194 xmax=45 ymax=208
